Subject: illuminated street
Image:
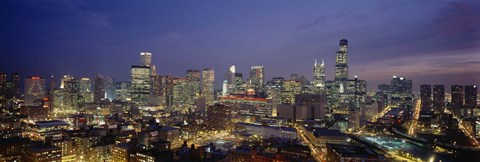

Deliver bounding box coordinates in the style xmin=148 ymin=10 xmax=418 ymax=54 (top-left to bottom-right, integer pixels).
xmin=295 ymin=125 xmax=325 ymax=162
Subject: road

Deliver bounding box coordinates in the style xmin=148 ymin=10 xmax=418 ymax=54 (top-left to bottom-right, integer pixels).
xmin=409 ymin=99 xmax=421 ymax=135
xmin=444 ymin=109 xmax=480 ymax=146
xmin=295 ymin=124 xmax=324 ymax=162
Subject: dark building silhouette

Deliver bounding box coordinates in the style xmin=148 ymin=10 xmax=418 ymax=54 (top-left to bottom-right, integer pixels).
xmin=433 ymin=85 xmax=445 ymax=113
xmin=420 ymin=84 xmax=432 ymax=111
xmin=451 ymin=85 xmax=464 ymax=116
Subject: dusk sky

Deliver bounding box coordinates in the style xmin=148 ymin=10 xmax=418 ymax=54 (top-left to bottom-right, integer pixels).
xmin=1 ymin=0 xmax=479 ymax=90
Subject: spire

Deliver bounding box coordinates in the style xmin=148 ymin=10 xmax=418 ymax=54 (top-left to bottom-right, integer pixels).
xmin=321 ymin=59 xmax=325 ymax=66
xmin=314 ymin=59 xmax=318 ymax=66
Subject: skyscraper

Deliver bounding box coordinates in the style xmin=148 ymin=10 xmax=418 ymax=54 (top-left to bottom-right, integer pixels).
xmin=420 ymin=84 xmax=432 ymax=111
xmin=76 ymin=78 xmax=93 ymax=103
xmin=390 ymin=76 xmax=413 ymax=106
xmin=451 ymin=85 xmax=464 ymax=116
xmin=226 ymin=65 xmax=235 ymax=85
xmin=0 ymin=73 xmax=7 ymax=110
xmin=433 ymin=85 xmax=445 ymax=113
xmin=186 ymin=70 xmax=201 ymax=105
xmin=248 ymin=66 xmax=264 ymax=89
xmin=464 ymin=85 xmax=477 ymax=117
xmin=202 ymin=68 xmax=215 ymax=106
xmin=334 ymin=39 xmax=349 ymax=82
xmin=140 ymin=52 xmax=152 ymax=67
xmin=93 ymin=74 xmax=115 ymax=102
xmin=131 ymin=65 xmax=151 ymax=106
xmin=313 ymin=59 xmax=325 ymax=90
xmin=24 ymin=76 xmax=46 ymax=106
xmin=11 ymin=73 xmax=20 ymax=99
xmin=172 ymin=77 xmax=190 ymax=106
xmin=60 ymin=75 xmax=73 ymax=89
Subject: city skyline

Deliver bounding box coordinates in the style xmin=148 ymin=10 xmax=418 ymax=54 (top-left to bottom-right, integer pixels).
xmin=1 ymin=1 xmax=480 ymax=161
xmin=1 ymin=0 xmax=479 ymax=90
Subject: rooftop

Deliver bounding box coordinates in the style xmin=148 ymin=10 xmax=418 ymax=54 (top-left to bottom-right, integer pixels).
xmin=327 ymin=143 xmax=377 ymax=158
xmin=35 ymin=120 xmax=69 ymax=127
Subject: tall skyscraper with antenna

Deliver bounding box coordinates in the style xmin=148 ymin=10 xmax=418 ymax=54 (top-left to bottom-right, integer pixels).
xmin=335 ymin=39 xmax=349 ymax=82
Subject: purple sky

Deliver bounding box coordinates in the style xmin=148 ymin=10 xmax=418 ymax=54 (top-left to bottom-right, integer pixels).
xmin=1 ymin=0 xmax=479 ymax=90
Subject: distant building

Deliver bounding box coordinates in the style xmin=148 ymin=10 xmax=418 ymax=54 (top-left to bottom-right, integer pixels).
xmin=236 ymin=123 xmax=297 ymax=139
xmin=24 ymin=76 xmax=46 ymax=106
xmin=93 ymin=74 xmax=115 ymax=102
xmin=303 ymin=127 xmax=347 ymax=147
xmin=249 ymin=65 xmax=265 ymax=89
xmin=335 ymin=39 xmax=349 ymax=82
xmin=115 ymin=82 xmax=131 ymax=102
xmin=140 ymin=52 xmax=152 ymax=67
xmin=0 ymin=138 xmax=30 ymax=161
xmin=451 ymin=85 xmax=464 ymax=116
xmin=205 ymin=104 xmax=231 ymax=131
xmin=326 ymin=143 xmax=384 ymax=162
xmin=51 ymin=139 xmax=76 ymax=162
xmin=131 ymin=65 xmax=151 ymax=106
xmin=390 ymin=76 xmax=413 ymax=107
xmin=420 ymin=84 xmax=432 ymax=111
xmin=433 ymin=85 xmax=445 ymax=113
xmin=22 ymin=145 xmax=62 ymax=162
xmin=25 ymin=120 xmax=68 ymax=141
xmin=112 ymin=143 xmax=131 ymax=162
xmin=313 ymin=59 xmax=326 ymax=90
xmin=0 ymin=73 xmax=20 ymax=111
xmin=465 ymin=85 xmax=477 ymax=117
xmin=277 ymin=93 xmax=326 ymax=122
xmin=202 ymin=68 xmax=215 ymax=106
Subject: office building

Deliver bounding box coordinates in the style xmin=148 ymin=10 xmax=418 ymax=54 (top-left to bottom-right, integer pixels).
xmin=334 ymin=39 xmax=349 ymax=82
xmin=93 ymin=74 xmax=115 ymax=102
xmin=313 ymin=59 xmax=326 ymax=90
xmin=187 ymin=70 xmax=201 ymax=103
xmin=131 ymin=65 xmax=151 ymax=106
xmin=202 ymin=68 xmax=215 ymax=106
xmin=115 ymin=82 xmax=131 ymax=101
xmin=390 ymin=76 xmax=413 ymax=106
xmin=24 ymin=76 xmax=46 ymax=106
xmin=140 ymin=52 xmax=152 ymax=67
xmin=248 ymin=65 xmax=264 ymax=89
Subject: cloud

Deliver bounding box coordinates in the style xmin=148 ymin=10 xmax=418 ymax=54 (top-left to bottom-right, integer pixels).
xmin=356 ymin=48 xmax=480 ymax=80
xmin=433 ymin=1 xmax=480 ymax=37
